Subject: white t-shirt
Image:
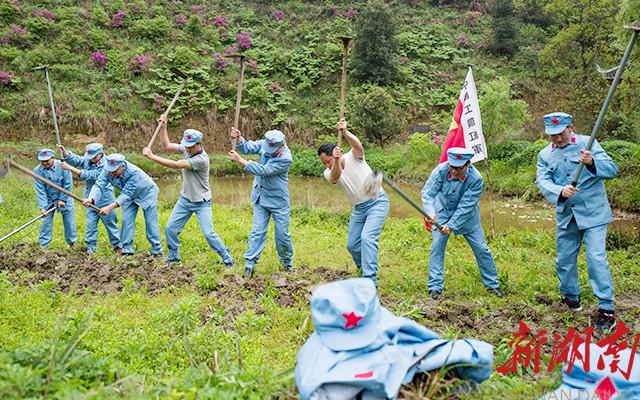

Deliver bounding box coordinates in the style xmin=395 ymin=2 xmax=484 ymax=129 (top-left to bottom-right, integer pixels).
xmin=179 ymin=145 xmax=212 ymax=202
xmin=323 ymin=150 xmax=384 ymax=206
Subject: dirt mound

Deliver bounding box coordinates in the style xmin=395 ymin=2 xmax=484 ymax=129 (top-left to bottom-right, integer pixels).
xmin=0 ymin=243 xmax=193 ymax=294
xmin=201 ymin=264 xmax=355 ymax=326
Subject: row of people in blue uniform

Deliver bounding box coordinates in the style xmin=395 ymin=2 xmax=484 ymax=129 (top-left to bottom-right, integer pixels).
xmin=31 ymin=111 xmax=619 ymax=331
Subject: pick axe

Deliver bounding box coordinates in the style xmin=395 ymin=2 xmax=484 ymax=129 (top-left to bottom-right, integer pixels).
xmin=147 ymin=67 xmax=189 ymax=148
xmin=3 ymin=158 xmax=101 ymax=212
xmin=229 ymin=54 xmax=246 ymax=150
xmin=380 ymin=174 xmax=442 ymax=230
xmin=570 ymin=22 xmax=639 ymax=187
xmin=33 ymin=65 xmax=62 ymax=157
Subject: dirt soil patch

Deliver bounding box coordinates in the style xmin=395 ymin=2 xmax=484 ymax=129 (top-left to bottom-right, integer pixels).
xmin=0 ymin=243 xmax=193 ymax=294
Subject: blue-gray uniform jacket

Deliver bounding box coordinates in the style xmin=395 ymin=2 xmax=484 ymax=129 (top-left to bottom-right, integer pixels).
xmin=421 ymin=163 xmax=484 ymax=235
xmin=236 ymin=138 xmax=293 ymax=209
xmin=64 ymin=152 xmax=116 ymax=207
xmin=34 ymin=160 xmax=73 ymax=210
xmin=89 ymin=161 xmax=159 ymax=209
xmin=536 ymin=133 xmax=618 ymax=230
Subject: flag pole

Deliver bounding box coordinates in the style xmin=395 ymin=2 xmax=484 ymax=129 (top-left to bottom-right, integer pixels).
xmin=483 ymin=158 xmax=497 ymax=241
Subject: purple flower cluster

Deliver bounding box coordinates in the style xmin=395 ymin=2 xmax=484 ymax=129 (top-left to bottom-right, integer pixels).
xmin=130 ymin=54 xmax=151 ymax=74
xmin=332 ymin=8 xmax=341 ymax=17
xmin=343 ymin=9 xmax=358 ymax=19
xmin=32 ymin=9 xmax=55 ymax=20
xmin=111 ymin=10 xmax=125 ymax=27
xmin=272 ymin=10 xmax=285 ymax=21
xmin=456 ymin=34 xmax=469 ymax=46
xmin=190 ymin=5 xmax=205 ymax=15
xmin=91 ymin=50 xmax=108 ymax=69
xmin=236 ymin=32 xmax=251 ymax=50
xmin=270 ymin=81 xmax=282 ymax=93
xmin=225 ymin=45 xmax=238 ymax=56
xmin=0 ymin=71 xmax=12 ymax=85
xmin=10 ymin=0 xmax=19 ymax=6
xmin=213 ymin=15 xmax=228 ymax=29
xmin=212 ymin=53 xmax=227 ymax=71
xmin=1 ymin=24 xmax=27 ymax=44
xmin=175 ymin=14 xmax=187 ymax=27
xmin=154 ymin=95 xmax=165 ymax=112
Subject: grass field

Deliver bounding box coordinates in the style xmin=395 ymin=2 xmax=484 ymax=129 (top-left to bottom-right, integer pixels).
xmin=1 ymin=160 xmax=639 ymax=399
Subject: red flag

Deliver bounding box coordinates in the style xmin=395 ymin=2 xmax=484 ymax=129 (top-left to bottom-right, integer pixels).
xmin=439 ymin=68 xmax=487 ymax=164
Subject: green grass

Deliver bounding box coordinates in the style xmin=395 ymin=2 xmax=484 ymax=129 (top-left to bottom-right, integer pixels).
xmin=1 ymin=161 xmax=639 ymax=399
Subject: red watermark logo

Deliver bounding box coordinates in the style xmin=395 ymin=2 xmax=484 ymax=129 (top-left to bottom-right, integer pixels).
xmin=498 ymin=320 xmax=639 ymax=379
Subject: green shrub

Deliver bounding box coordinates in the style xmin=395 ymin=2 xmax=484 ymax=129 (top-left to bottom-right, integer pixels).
xmin=351 ymin=85 xmax=401 ymax=147
xmin=132 ymin=16 xmax=171 ymax=41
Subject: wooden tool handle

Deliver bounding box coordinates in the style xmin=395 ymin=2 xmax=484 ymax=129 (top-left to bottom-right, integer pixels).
xmin=7 ymin=159 xmax=101 ymax=212
xmin=147 ymin=78 xmax=188 ymax=148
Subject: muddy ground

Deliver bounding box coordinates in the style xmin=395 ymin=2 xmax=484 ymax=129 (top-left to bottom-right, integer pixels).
xmin=2 ymin=244 xmax=640 ymax=399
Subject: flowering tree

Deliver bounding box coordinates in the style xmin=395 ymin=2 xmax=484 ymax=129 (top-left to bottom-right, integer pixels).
xmin=175 ymin=14 xmax=187 ymax=27
xmin=91 ymin=51 xmax=108 ymax=69
xmin=213 ymin=15 xmax=228 ymax=29
xmin=111 ymin=10 xmax=125 ymax=27
xmin=130 ymin=55 xmax=151 ymax=74
xmin=236 ymin=32 xmax=251 ymax=50
xmin=212 ymin=53 xmax=227 ymax=71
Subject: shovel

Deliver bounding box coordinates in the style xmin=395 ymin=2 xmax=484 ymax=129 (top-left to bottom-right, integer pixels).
xmin=337 ymin=36 xmax=351 ymax=148
xmin=147 ymin=67 xmax=189 ymax=149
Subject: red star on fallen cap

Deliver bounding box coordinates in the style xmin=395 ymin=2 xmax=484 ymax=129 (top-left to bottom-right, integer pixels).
xmin=551 ymin=117 xmax=560 ymax=125
xmin=455 ymin=154 xmax=462 ymax=160
xmin=594 ymin=376 xmax=617 ymax=400
xmin=342 ymin=311 xmax=363 ymax=329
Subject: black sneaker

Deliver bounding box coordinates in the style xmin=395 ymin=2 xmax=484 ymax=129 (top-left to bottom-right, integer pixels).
xmin=166 ymin=259 xmax=181 ymax=268
xmin=429 ymin=290 xmax=441 ymax=300
xmin=595 ymin=309 xmax=615 ymax=332
xmin=283 ymin=264 xmax=293 ymax=272
xmin=488 ymin=287 xmax=504 ymax=298
xmin=224 ymin=261 xmax=234 ymax=270
xmin=243 ymin=267 xmax=254 ymax=279
xmin=562 ymin=297 xmax=582 ymax=311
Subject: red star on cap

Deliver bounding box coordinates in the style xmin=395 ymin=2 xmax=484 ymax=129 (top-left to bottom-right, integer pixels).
xmin=42 ymin=151 xmax=47 ymax=155
xmin=342 ymin=311 xmax=363 ymax=329
xmin=186 ymin=135 xmax=192 ymax=140
xmin=88 ymin=150 xmax=93 ymax=154
xmin=455 ymin=154 xmax=462 ymax=160
xmin=109 ymin=160 xmax=116 ymax=165
xmin=551 ymin=117 xmax=560 ymax=125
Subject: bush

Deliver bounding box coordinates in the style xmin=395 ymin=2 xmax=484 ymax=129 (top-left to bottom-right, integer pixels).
xmin=132 ymin=16 xmax=171 ymax=41
xmin=351 ymin=85 xmax=401 ymax=147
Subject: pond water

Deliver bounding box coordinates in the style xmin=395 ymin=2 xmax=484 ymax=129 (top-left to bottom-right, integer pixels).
xmin=156 ymin=175 xmax=640 ymax=235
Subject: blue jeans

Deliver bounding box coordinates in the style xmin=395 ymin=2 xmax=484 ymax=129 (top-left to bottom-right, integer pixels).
xmin=120 ymin=202 xmax=163 ymax=255
xmin=85 ymin=207 xmax=121 ymax=253
xmin=166 ymin=196 xmax=233 ymax=263
xmin=428 ymin=226 xmax=499 ymax=292
xmin=346 ymin=193 xmax=390 ymax=285
xmin=244 ymin=202 xmax=293 ymax=269
xmin=39 ymin=204 xmax=77 ymax=248
xmin=556 ymin=221 xmax=614 ymax=310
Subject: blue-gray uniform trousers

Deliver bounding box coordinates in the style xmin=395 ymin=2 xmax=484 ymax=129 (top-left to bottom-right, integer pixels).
xmin=245 ymin=199 xmax=293 ymax=268
xmin=64 ymin=152 xmax=121 ymax=253
xmin=428 ymin=225 xmax=499 ymax=292
xmin=346 ymin=192 xmax=390 ymax=285
xmin=166 ymin=196 xmax=233 ymax=263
